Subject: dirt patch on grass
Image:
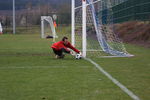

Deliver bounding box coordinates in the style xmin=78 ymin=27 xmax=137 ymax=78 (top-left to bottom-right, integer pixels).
xmin=115 ymin=21 xmax=150 ymax=48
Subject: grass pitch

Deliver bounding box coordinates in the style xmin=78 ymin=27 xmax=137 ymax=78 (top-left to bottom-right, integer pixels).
xmin=0 ymin=27 xmax=149 ymax=100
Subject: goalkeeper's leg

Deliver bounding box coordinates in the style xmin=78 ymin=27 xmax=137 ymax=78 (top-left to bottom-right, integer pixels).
xmin=52 ymin=48 xmax=63 ymax=58
xmin=52 ymin=48 xmax=70 ymax=58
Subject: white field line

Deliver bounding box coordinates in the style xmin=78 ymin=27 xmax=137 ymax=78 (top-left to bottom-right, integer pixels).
xmin=0 ymin=66 xmax=67 ymax=69
xmin=85 ymin=58 xmax=140 ymax=100
xmin=0 ymin=66 xmax=91 ymax=69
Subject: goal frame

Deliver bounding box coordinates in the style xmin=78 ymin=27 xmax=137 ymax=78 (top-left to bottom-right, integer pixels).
xmin=41 ymin=16 xmax=57 ymax=41
xmin=71 ymin=0 xmax=133 ymax=58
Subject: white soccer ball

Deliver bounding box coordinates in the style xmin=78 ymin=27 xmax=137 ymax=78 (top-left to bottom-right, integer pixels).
xmin=75 ymin=54 xmax=82 ymax=59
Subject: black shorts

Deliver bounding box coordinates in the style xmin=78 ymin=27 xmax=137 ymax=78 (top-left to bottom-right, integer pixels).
xmin=52 ymin=48 xmax=70 ymax=56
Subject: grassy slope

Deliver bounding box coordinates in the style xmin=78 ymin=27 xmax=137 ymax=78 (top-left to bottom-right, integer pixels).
xmin=0 ymin=27 xmax=149 ymax=100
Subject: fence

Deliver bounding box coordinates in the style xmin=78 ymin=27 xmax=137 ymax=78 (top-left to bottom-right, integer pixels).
xmin=112 ymin=0 xmax=150 ymax=23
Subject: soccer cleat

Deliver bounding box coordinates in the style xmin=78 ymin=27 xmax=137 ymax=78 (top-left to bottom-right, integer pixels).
xmin=55 ymin=55 xmax=59 ymax=59
xmin=55 ymin=55 xmax=65 ymax=59
xmin=60 ymin=54 xmax=65 ymax=59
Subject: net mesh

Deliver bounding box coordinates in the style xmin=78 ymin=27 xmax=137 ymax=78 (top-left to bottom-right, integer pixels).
xmin=74 ymin=0 xmax=133 ymax=57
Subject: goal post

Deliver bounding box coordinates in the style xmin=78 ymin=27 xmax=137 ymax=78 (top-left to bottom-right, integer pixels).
xmin=0 ymin=22 xmax=3 ymax=34
xmin=72 ymin=0 xmax=133 ymax=58
xmin=71 ymin=0 xmax=75 ymax=46
xmin=71 ymin=0 xmax=87 ymax=57
xmin=41 ymin=16 xmax=58 ymax=41
xmin=82 ymin=0 xmax=87 ymax=57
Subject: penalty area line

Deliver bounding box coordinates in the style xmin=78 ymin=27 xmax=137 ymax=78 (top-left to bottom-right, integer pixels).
xmin=85 ymin=58 xmax=140 ymax=100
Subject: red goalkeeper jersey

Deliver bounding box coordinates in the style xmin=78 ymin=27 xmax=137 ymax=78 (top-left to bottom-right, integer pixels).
xmin=51 ymin=41 xmax=80 ymax=53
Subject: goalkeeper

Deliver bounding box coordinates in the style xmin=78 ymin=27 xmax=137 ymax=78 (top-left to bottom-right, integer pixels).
xmin=51 ymin=36 xmax=81 ymax=58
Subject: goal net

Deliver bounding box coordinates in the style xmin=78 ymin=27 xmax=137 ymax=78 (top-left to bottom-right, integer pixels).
xmin=41 ymin=16 xmax=58 ymax=41
xmin=72 ymin=0 xmax=133 ymax=57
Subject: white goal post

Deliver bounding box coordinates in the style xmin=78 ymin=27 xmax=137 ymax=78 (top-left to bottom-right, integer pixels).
xmin=72 ymin=0 xmax=88 ymax=57
xmin=41 ymin=16 xmax=58 ymax=41
xmin=82 ymin=0 xmax=87 ymax=57
xmin=72 ymin=0 xmax=87 ymax=57
xmin=0 ymin=22 xmax=3 ymax=34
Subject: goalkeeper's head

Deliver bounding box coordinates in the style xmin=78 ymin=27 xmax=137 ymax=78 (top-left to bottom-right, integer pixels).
xmin=62 ymin=36 xmax=68 ymax=45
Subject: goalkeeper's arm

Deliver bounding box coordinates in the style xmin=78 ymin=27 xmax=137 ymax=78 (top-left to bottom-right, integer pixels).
xmin=67 ymin=42 xmax=80 ymax=54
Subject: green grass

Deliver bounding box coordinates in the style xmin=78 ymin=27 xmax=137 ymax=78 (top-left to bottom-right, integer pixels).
xmin=0 ymin=27 xmax=150 ymax=100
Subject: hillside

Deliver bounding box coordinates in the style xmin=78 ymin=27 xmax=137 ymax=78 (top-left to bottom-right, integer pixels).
xmin=115 ymin=21 xmax=150 ymax=48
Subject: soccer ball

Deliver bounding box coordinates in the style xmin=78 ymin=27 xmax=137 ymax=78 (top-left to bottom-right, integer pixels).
xmin=75 ymin=54 xmax=82 ymax=59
